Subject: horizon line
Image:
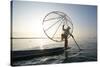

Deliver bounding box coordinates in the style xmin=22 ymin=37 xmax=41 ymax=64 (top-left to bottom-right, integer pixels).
xmin=11 ymin=37 xmax=61 ymax=39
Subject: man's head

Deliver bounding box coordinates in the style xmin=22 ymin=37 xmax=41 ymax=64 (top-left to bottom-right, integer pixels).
xmin=67 ymin=26 xmax=71 ymax=30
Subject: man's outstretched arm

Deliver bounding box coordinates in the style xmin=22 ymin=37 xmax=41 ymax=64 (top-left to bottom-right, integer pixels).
xmin=62 ymin=25 xmax=65 ymax=30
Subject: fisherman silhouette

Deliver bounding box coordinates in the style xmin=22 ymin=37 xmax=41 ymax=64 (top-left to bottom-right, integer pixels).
xmin=61 ymin=25 xmax=73 ymax=50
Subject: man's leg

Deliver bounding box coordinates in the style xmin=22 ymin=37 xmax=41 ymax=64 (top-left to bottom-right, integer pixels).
xmin=61 ymin=34 xmax=64 ymax=41
xmin=65 ymin=38 xmax=68 ymax=49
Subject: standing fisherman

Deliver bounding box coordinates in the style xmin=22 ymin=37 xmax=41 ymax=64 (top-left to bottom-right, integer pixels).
xmin=61 ymin=25 xmax=73 ymax=50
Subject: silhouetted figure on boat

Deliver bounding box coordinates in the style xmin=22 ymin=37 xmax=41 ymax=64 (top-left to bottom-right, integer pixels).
xmin=61 ymin=25 xmax=73 ymax=50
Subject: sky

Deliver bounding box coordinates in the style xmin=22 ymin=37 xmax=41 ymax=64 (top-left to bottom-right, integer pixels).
xmin=12 ymin=1 xmax=97 ymax=50
xmin=12 ymin=1 xmax=97 ymax=38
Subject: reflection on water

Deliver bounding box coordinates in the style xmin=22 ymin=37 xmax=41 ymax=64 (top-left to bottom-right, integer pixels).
xmin=12 ymin=39 xmax=64 ymax=51
xmin=12 ymin=37 xmax=97 ymax=51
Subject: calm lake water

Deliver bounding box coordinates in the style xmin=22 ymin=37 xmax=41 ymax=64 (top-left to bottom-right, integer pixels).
xmin=12 ymin=37 xmax=97 ymax=51
xmin=12 ymin=38 xmax=97 ymax=65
